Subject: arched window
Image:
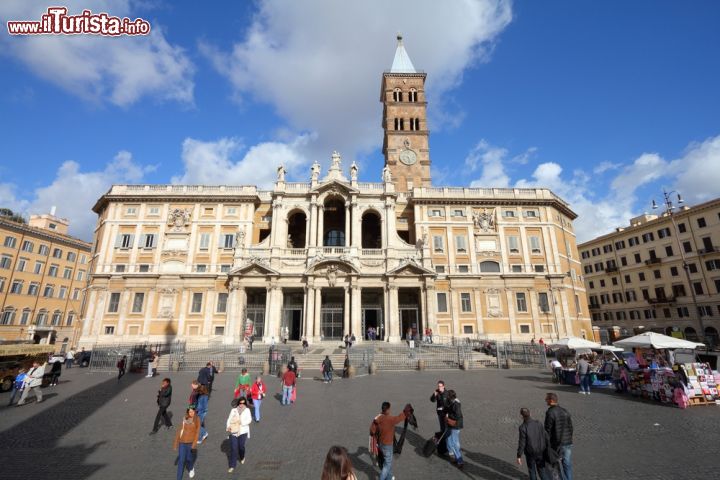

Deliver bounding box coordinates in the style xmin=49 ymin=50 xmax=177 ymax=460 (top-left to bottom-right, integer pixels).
xmin=361 ymin=211 xmax=382 ymax=248
xmin=66 ymin=312 xmax=75 ymax=326
xmin=51 ymin=310 xmax=62 ymax=326
xmin=287 ymin=211 xmax=307 ymax=248
xmin=323 ymin=198 xmax=346 ymax=247
xmin=479 ymin=261 xmax=501 ymax=273
xmin=394 ymin=118 xmax=405 ymax=131
xmin=705 ymin=327 xmax=719 ymax=347
xmin=684 ymin=326 xmax=698 ymax=342
xmin=393 ymin=88 xmax=403 ymax=102
xmin=1 ymin=307 xmax=16 ymax=325
xmin=20 ymin=308 xmax=30 ymax=325
xmin=36 ymin=309 xmax=48 ymax=326
xmin=409 ymin=88 xmax=417 ymax=102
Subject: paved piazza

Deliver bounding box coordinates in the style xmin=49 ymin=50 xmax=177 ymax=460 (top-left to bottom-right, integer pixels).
xmin=2 ymin=366 xmax=720 ymax=480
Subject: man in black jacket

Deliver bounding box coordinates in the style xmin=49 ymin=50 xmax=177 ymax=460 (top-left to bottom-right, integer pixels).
xmin=517 ymin=408 xmax=552 ymax=480
xmin=197 ymin=361 xmax=218 ymax=395
xmin=430 ymin=380 xmax=449 ymax=433
xmin=445 ymin=389 xmax=464 ymax=470
xmin=544 ymin=393 xmax=573 ymax=480
xmin=149 ymin=378 xmax=173 ymax=434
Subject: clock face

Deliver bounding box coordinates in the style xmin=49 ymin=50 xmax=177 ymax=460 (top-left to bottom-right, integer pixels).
xmin=399 ymin=149 xmax=417 ymax=166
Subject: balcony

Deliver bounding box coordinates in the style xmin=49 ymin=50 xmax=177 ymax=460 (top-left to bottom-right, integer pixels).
xmin=698 ymin=246 xmax=719 ymax=255
xmin=644 ymin=257 xmax=662 ymax=265
xmin=647 ymin=296 xmax=676 ymax=305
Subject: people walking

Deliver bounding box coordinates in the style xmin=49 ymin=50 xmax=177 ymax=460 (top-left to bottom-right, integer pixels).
xmin=234 ymin=368 xmax=252 ymax=399
xmin=150 ymin=378 xmax=173 ymax=434
xmin=281 ymin=365 xmax=296 ymax=405
xmin=117 ymin=355 xmax=127 ymax=382
xmin=198 ymin=361 xmax=218 ymax=396
xmin=226 ymin=397 xmax=252 ymax=473
xmin=16 ymin=361 xmax=45 ymax=406
xmin=173 ymin=405 xmax=200 ymax=479
xmin=349 ymin=333 xmax=356 ymax=349
xmin=544 ymin=393 xmax=573 ymax=480
xmin=551 ymin=358 xmax=563 ymax=384
xmin=195 ymin=384 xmax=209 ymax=445
xmin=65 ymin=348 xmax=75 ymax=368
xmin=322 ymin=355 xmax=334 ymax=383
xmin=250 ymin=376 xmax=266 ymax=422
xmin=146 ymin=352 xmax=156 ymax=378
xmin=342 ymin=354 xmax=350 ymax=378
xmin=445 ymin=389 xmax=464 ymax=469
xmin=189 ymin=380 xmax=200 ymax=407
xmin=287 ymin=356 xmax=298 ymax=375
xmin=8 ymin=368 xmax=26 ymax=406
xmin=517 ymin=407 xmax=553 ymax=480
xmin=321 ymin=445 xmax=357 ymax=480
xmin=302 ymin=337 xmax=309 ymax=354
xmin=49 ymin=356 xmax=62 ymax=386
xmin=577 ymin=355 xmax=591 ymax=394
xmin=369 ymin=401 xmax=408 ymax=480
xmin=430 ymin=380 xmax=449 ymax=433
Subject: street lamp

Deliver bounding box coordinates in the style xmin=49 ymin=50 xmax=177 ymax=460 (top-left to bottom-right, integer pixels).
xmin=651 ymin=189 xmax=705 ymax=342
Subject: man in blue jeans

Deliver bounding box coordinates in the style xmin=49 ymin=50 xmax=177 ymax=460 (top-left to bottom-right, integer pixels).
xmin=576 ymin=356 xmax=591 ymax=394
xmin=544 ymin=392 xmax=573 ymax=480
xmin=445 ymin=389 xmax=464 ymax=470
xmin=281 ymin=367 xmax=296 ymax=405
xmin=370 ymin=401 xmax=407 ymax=480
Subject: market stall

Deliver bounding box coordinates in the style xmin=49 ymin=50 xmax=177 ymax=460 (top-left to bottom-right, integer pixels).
xmin=550 ymin=337 xmax=611 ymax=385
xmin=614 ymin=332 xmax=716 ymax=407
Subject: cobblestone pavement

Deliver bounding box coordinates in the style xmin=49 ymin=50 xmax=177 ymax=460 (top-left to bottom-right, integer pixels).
xmin=2 ymin=366 xmax=720 ymax=479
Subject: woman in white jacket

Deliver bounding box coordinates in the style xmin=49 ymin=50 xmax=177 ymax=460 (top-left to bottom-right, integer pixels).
xmin=226 ymin=396 xmax=252 ymax=472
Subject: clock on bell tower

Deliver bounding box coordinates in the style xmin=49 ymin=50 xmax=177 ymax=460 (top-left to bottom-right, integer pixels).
xmin=381 ymin=35 xmax=431 ymax=192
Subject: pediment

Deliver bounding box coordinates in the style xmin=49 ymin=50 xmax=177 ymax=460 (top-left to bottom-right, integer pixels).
xmin=387 ymin=259 xmax=435 ymax=277
xmin=311 ymin=179 xmax=358 ymax=195
xmin=229 ymin=259 xmax=279 ymax=276
xmin=305 ymin=257 xmax=359 ymax=275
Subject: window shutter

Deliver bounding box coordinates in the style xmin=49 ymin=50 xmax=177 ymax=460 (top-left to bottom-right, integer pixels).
xmin=115 ymin=235 xmax=123 ymax=248
xmin=139 ymin=234 xmax=147 ymax=248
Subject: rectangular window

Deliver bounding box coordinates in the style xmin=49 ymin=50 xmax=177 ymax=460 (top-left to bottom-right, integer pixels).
xmin=638 ymin=272 xmax=645 ymax=281
xmin=0 ymin=277 xmax=4 ymax=293
xmin=21 ymin=240 xmax=34 ymax=253
xmin=653 ymin=269 xmax=661 ymax=279
xmin=574 ymin=294 xmax=581 ymax=314
xmin=463 ymin=325 xmax=474 ymax=334
xmin=456 ymin=265 xmax=470 ymax=273
xmin=191 ymin=292 xmax=203 ymax=313
xmin=641 ymin=232 xmax=654 ymax=243
xmin=132 ymin=292 xmax=145 ymax=313
xmin=697 ymin=217 xmax=707 ymax=228
xmin=58 ymin=286 xmax=67 ymax=299
xmin=76 ymin=270 xmax=84 ymax=281
xmin=214 ymin=326 xmax=225 ymax=335
xmin=195 ymin=264 xmax=207 ymax=273
xmin=538 ymin=292 xmax=550 ymax=313
xmin=27 ymin=283 xmax=38 ymax=295
xmin=199 ymin=233 xmax=211 ymax=250
xmin=678 ymin=222 xmax=687 ymax=233
xmin=116 ymin=234 xmax=133 ymax=249
xmin=223 ymin=234 xmax=234 ymax=249
xmin=72 ymin=288 xmax=80 ymax=300
xmin=66 ymin=312 xmax=75 ymax=326
xmin=3 ymin=236 xmax=16 ymax=248
xmin=48 ymin=264 xmax=58 ymax=277
xmin=10 ymin=280 xmax=23 ymax=294
xmin=670 ymin=266 xmax=679 ymax=276
xmin=451 ymin=209 xmax=465 ymax=217
xmin=672 ymin=284 xmax=686 ymax=297
xmin=63 ymin=267 xmax=72 ymax=279
xmin=507 ymin=236 xmax=520 ymax=254
xmin=693 ymin=282 xmax=704 ymax=295
xmin=511 ymin=265 xmax=523 ymax=272
xmin=216 ymin=293 xmax=228 ymax=313
xmin=516 ymin=292 xmax=527 ymax=312
xmin=0 ymin=255 xmax=11 ymax=269
xmin=634 ymin=253 xmax=641 ymax=264
xmin=706 ymin=260 xmax=720 ymax=271
xmin=39 ymin=244 xmax=49 ymax=256
xmin=534 ymin=265 xmax=545 ymax=273
xmin=434 ymin=265 xmax=446 ymax=274
xmin=115 ymin=265 xmax=125 ymax=273
xmin=432 ymin=235 xmax=444 ymax=253
xmin=43 ymin=285 xmax=54 ymax=297
xmin=529 ymin=236 xmax=542 ymax=254
xmin=52 ymin=248 xmax=62 ymax=259
xmin=455 ymin=235 xmax=467 ymax=253
xmin=683 ymin=241 xmax=692 ymax=253
xmin=429 ymin=209 xmax=443 ymax=217
xmin=524 ymin=210 xmax=538 ymax=218
xmin=460 ymin=292 xmax=472 ymax=312
xmin=142 ymin=234 xmax=156 ymax=249
xmin=108 ymin=292 xmax=121 ymax=313
xmin=519 ymin=324 xmax=531 ymax=334
xmin=437 ymin=292 xmax=448 ymax=313
xmin=503 ymin=210 xmax=515 ymax=218
xmin=148 ymin=206 xmax=160 ymax=216
xmin=16 ymin=258 xmax=26 ymax=272
xmin=220 ymin=264 xmax=231 ymax=273
xmin=139 ymin=264 xmax=150 ymax=272
xmin=665 ymin=245 xmax=673 ymax=256
xmin=104 ymin=326 xmax=115 ymax=335
xmin=624 ymin=274 xmax=631 ymax=283
xmin=226 ymin=207 xmax=237 ymax=215
xmin=34 ymin=261 xmax=43 ymax=274
xmin=688 ymin=263 xmax=698 ymax=273
xmin=80 ymin=254 xmax=87 ymax=264
xmin=126 ymin=206 xmax=137 ymax=216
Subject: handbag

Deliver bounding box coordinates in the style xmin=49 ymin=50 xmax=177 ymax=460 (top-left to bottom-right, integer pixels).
xmin=446 ymin=417 xmax=457 ymax=427
xmin=544 ymin=446 xmax=561 ymax=465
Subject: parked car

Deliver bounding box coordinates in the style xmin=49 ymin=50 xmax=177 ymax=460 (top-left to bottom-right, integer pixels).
xmin=0 ymin=344 xmax=56 ymax=392
xmin=77 ymin=350 xmax=92 ymax=367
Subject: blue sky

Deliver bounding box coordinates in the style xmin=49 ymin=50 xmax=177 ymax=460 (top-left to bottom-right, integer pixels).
xmin=1 ymin=0 xmax=719 ymax=242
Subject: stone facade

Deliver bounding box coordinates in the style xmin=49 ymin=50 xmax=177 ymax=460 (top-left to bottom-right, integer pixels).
xmin=79 ymin=39 xmax=591 ymax=347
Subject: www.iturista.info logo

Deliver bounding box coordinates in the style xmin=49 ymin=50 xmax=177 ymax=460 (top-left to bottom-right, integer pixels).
xmin=7 ymin=6 xmax=151 ymax=36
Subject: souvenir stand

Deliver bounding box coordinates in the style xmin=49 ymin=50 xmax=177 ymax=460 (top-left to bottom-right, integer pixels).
xmin=550 ymin=337 xmax=601 ymax=385
xmin=614 ymin=332 xmax=716 ymax=407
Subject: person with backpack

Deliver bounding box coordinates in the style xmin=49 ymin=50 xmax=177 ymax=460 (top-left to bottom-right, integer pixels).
xmin=322 ymin=355 xmax=334 ymax=383
xmin=116 ymin=355 xmax=127 ymax=382
xmin=8 ymin=369 xmax=27 ymax=406
xmin=445 ymin=389 xmax=464 ymax=470
xmin=517 ymin=408 xmax=553 ymax=480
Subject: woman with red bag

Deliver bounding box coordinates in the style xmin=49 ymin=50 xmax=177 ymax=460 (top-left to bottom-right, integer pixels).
xmin=234 ymin=368 xmax=252 ymax=399
xmin=250 ymin=376 xmax=266 ymax=422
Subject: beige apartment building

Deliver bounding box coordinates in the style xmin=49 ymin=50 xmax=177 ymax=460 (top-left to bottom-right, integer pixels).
xmin=79 ymin=37 xmax=591 ymax=347
xmin=579 ymin=198 xmax=720 ymax=345
xmin=0 ymin=213 xmax=92 ymax=350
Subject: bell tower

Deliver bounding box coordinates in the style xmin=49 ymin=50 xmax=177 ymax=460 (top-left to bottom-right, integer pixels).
xmin=381 ymin=35 xmax=431 ymax=192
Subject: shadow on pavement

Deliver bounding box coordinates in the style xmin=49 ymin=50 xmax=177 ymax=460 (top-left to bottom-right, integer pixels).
xmin=535 ymin=384 xmax=678 ymax=408
xmin=507 ymin=375 xmax=550 ymax=382
xmin=347 ymin=446 xmax=378 ymax=479
xmin=0 ymin=372 xmax=143 ymax=480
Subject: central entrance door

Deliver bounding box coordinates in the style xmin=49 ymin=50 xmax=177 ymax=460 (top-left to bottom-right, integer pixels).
xmin=321 ymin=305 xmax=343 ymax=340
xmin=362 ymin=307 xmax=384 ymax=341
xmin=282 ymin=308 xmax=303 ymax=341
xmin=399 ymin=306 xmax=420 ymax=340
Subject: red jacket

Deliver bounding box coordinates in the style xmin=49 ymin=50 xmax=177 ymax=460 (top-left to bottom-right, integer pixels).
xmin=282 ymin=370 xmax=296 ymax=387
xmin=250 ymin=381 xmax=266 ymax=400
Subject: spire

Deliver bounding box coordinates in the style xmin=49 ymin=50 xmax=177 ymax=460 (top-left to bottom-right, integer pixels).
xmin=390 ymin=34 xmax=416 ymax=73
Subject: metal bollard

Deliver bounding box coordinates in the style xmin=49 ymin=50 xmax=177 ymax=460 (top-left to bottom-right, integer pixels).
xmin=263 ymin=361 xmax=270 ymax=375
xmin=418 ymin=359 xmax=425 ymax=371
xmin=369 ymin=361 xmax=377 ymax=375
xmin=462 ymin=360 xmax=469 ymax=371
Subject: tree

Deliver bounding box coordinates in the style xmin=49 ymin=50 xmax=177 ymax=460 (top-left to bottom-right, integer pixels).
xmin=0 ymin=208 xmax=26 ymax=224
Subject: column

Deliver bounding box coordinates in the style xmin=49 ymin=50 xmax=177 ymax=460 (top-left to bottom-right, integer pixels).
xmin=343 ymin=286 xmax=350 ymax=336
xmin=351 ymin=285 xmax=361 ymax=340
xmin=344 ymin=202 xmax=350 ymax=248
xmin=425 ymin=285 xmax=438 ymax=336
xmin=309 ymin=202 xmax=319 ymax=248
xmin=420 ymin=287 xmax=427 ymax=333
xmin=305 ymin=285 xmax=315 ymax=340
xmin=117 ymin=289 xmax=131 ymax=338
xmin=203 ymin=290 xmax=214 ymax=337
xmin=450 ymin=288 xmax=461 ymax=337
xmin=317 ymin=205 xmax=325 ymax=247
xmin=314 ymin=287 xmax=322 ymax=340
xmin=351 ymin=202 xmax=361 ymax=247
xmin=388 ymin=284 xmax=400 ymax=341
xmin=81 ymin=290 xmax=97 ymax=338
xmin=143 ymin=289 xmax=156 ymax=336
xmin=473 ymin=288 xmax=484 ymax=335
xmin=177 ymin=291 xmax=189 ymax=338
xmin=264 ymin=286 xmax=272 ymax=342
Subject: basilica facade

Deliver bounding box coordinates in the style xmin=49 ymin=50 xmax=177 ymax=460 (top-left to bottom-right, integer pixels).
xmin=79 ymin=38 xmax=591 ymax=346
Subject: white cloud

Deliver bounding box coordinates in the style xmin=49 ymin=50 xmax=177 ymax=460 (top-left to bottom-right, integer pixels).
xmin=466 ymin=139 xmax=511 ymax=187
xmin=1 ymin=151 xmax=155 ymax=239
xmin=201 ymin=0 xmax=512 ymax=163
xmin=592 ymin=161 xmax=621 ymax=174
xmin=610 ymin=153 xmax=667 ymax=201
xmin=0 ymin=1 xmax=194 ymax=106
xmin=172 ymin=134 xmax=314 ymax=189
xmin=669 ymin=135 xmax=720 ymax=203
